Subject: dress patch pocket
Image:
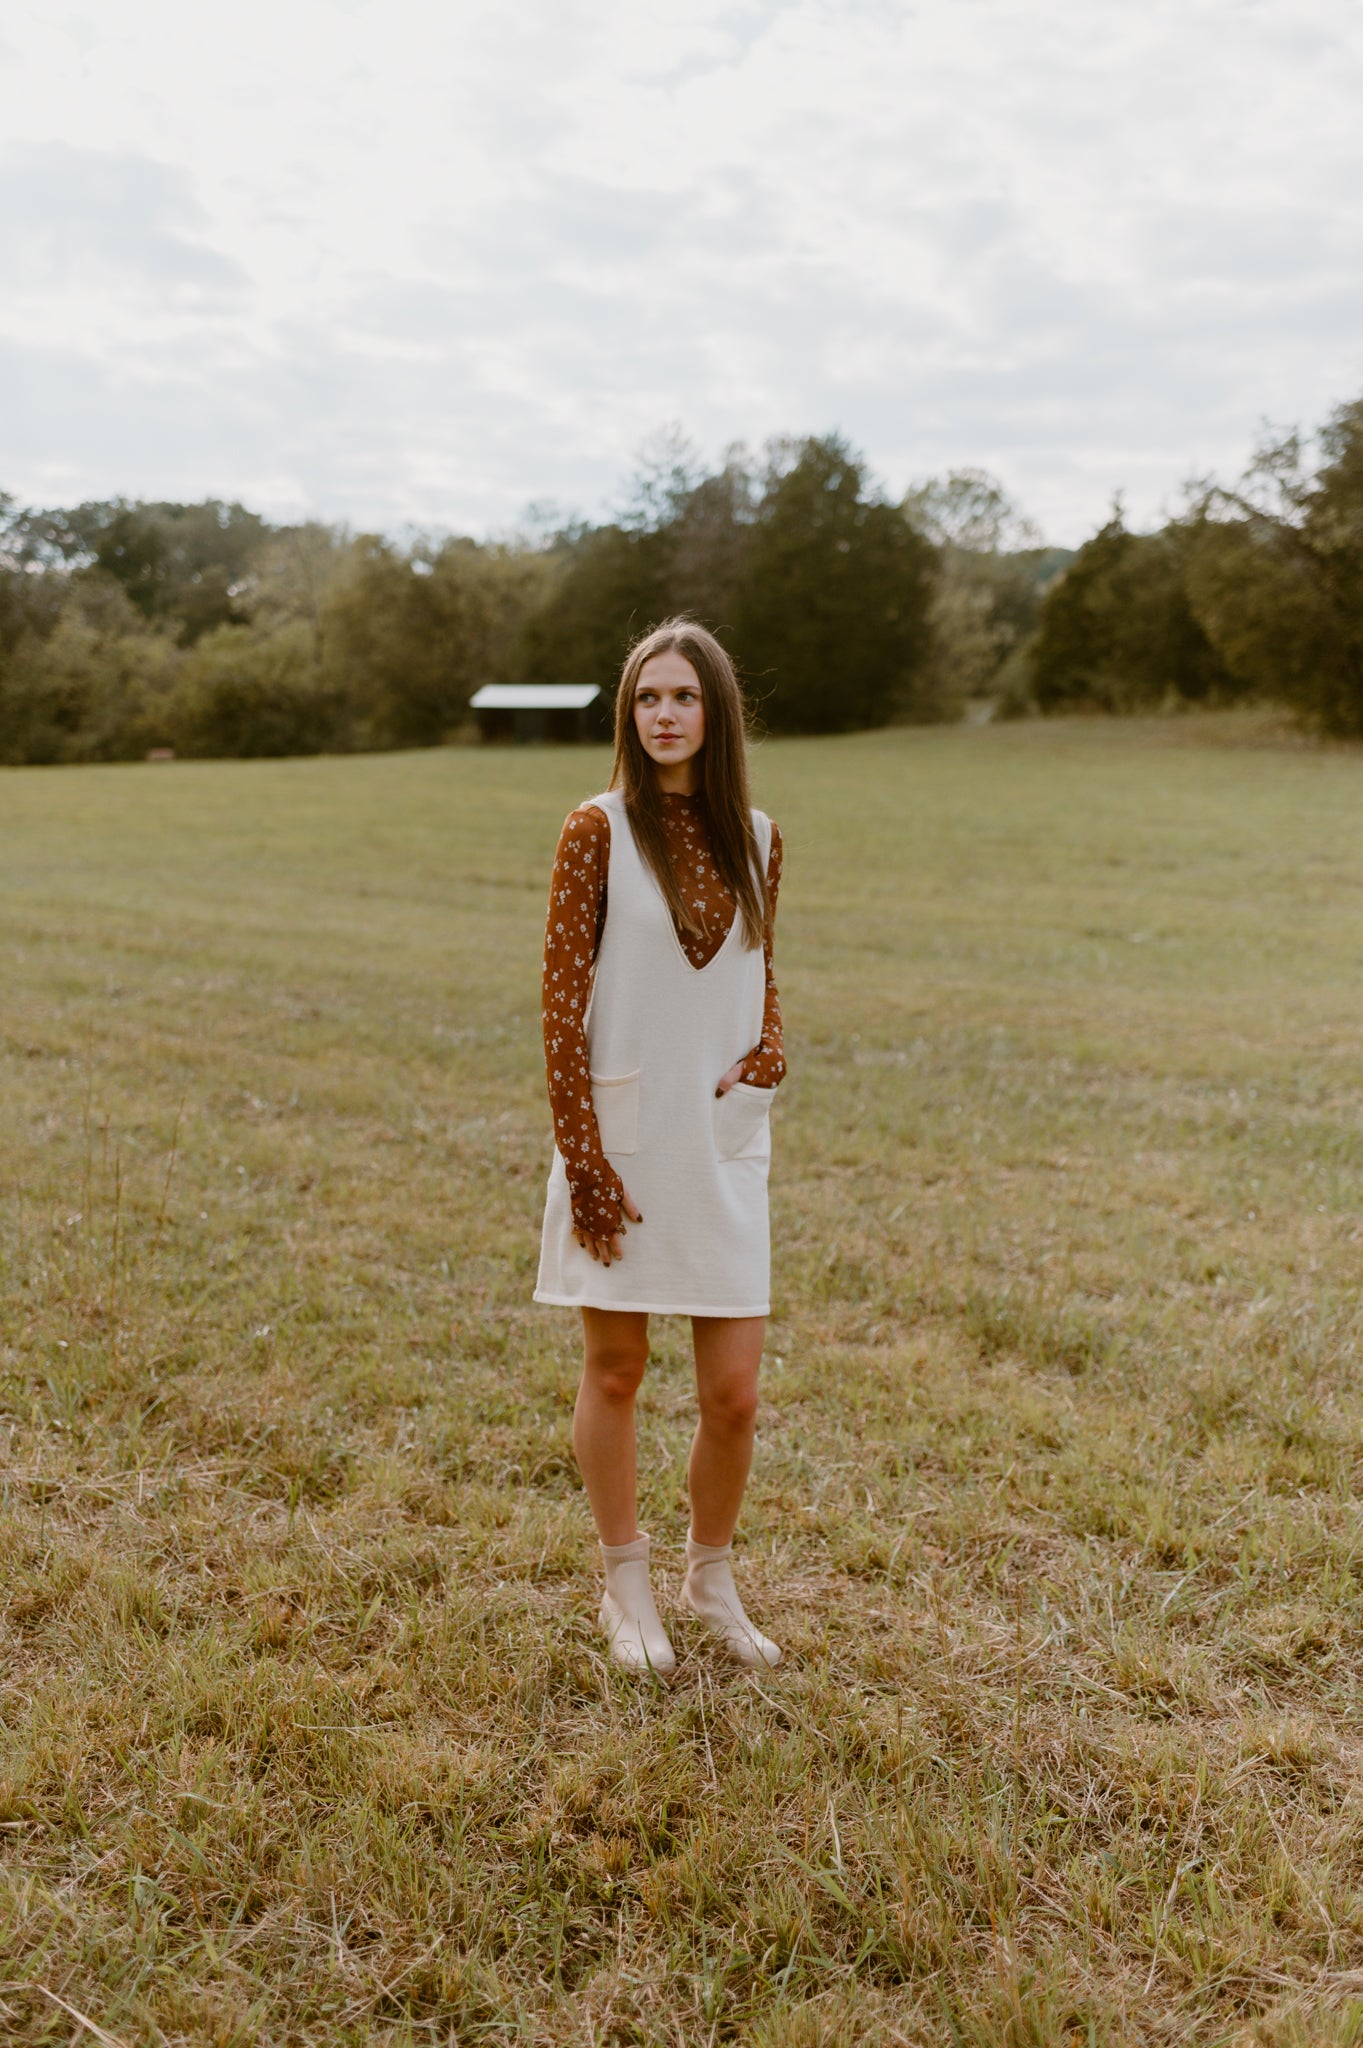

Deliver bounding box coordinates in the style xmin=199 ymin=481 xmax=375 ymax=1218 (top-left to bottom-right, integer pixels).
xmin=590 ymin=1071 xmax=641 ymax=1156
xmin=714 ymin=1080 xmax=772 ymax=1162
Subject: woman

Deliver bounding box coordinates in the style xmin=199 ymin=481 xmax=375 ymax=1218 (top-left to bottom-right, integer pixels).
xmin=535 ymin=619 xmax=786 ymax=1675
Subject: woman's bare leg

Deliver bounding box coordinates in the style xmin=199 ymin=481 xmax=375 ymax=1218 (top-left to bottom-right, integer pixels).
xmin=575 ymin=1309 xmax=674 ymax=1673
xmin=683 ymin=1314 xmax=779 ymax=1666
xmin=687 ymin=1314 xmax=765 ymax=1545
xmin=573 ymin=1308 xmax=650 ymax=1546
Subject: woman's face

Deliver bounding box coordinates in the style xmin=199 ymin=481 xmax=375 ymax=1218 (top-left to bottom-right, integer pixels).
xmin=633 ymin=651 xmax=705 ymax=771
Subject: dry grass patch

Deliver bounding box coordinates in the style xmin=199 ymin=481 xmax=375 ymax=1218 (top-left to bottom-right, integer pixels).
xmin=5 ymin=716 xmax=1363 ymax=2042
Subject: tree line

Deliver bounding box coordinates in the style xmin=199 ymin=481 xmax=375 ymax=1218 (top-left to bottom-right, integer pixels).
xmin=0 ymin=434 xmax=1062 ymax=763
xmin=1027 ymin=397 xmax=1363 ymax=731
xmin=2 ymin=395 xmax=1360 ymax=764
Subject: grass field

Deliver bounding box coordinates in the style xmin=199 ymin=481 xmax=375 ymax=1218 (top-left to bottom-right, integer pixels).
xmin=5 ymin=712 xmax=1363 ymax=2046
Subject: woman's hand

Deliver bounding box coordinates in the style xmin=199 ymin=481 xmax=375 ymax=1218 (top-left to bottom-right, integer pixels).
xmin=574 ymin=1187 xmax=643 ymax=1265
xmin=714 ymin=1060 xmax=747 ymax=1098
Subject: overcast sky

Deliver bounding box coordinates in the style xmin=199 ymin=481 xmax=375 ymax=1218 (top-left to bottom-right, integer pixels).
xmin=2 ymin=0 xmax=1361 ymax=545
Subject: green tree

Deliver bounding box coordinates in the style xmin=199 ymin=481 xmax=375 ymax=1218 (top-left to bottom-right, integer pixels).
xmin=52 ymin=499 xmax=268 ymax=644
xmin=665 ymin=451 xmax=756 ymax=631
xmin=321 ymin=533 xmax=548 ymax=747
xmin=422 ymin=536 xmax=556 ymax=699
xmin=732 ymin=436 xmax=936 ymax=731
xmin=517 ymin=523 xmax=670 ymax=721
xmin=0 ymin=494 xmax=67 ymax=657
xmin=321 ymin=536 xmax=460 ymax=748
xmin=1184 ymin=400 xmax=1363 ymax=732
xmin=513 ymin=436 xmax=754 ymax=727
xmin=904 ymin=468 xmax=1039 ymax=555
xmin=1028 ymin=513 xmax=1232 ymax=713
xmin=246 ymin=522 xmax=350 ymax=668
xmin=903 ymin=470 xmax=1062 ymax=711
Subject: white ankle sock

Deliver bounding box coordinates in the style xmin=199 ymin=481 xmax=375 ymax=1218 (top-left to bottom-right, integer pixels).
xmin=599 ymin=1534 xmax=676 ymax=1676
xmin=681 ymin=1534 xmax=782 ymax=1668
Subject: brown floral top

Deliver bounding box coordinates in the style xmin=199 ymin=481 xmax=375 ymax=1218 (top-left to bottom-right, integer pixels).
xmin=543 ymin=792 xmax=785 ymax=1239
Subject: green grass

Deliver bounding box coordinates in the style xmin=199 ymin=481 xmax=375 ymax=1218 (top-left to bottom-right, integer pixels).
xmin=5 ymin=710 xmax=1363 ymax=2045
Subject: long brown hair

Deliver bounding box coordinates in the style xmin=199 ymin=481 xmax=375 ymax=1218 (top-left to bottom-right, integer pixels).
xmin=610 ymin=619 xmax=768 ymax=950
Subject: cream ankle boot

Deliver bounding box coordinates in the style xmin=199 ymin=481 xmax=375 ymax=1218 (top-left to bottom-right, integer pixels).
xmin=680 ymin=1534 xmax=782 ymax=1668
xmin=598 ymin=1534 xmax=677 ymax=1676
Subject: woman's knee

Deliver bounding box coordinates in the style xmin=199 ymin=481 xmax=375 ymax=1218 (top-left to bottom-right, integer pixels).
xmin=699 ymin=1374 xmax=759 ymax=1435
xmin=584 ymin=1342 xmax=648 ymax=1405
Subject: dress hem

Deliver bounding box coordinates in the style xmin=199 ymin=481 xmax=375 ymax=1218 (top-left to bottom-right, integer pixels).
xmin=534 ymin=1289 xmax=770 ymax=1318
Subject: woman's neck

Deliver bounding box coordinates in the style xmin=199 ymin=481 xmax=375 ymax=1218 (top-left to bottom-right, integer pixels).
xmin=653 ymin=757 xmax=703 ymax=797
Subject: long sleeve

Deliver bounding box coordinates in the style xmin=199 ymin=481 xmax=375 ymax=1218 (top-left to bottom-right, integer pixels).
xmin=738 ymin=821 xmax=786 ymax=1089
xmin=542 ymin=805 xmax=626 ymax=1240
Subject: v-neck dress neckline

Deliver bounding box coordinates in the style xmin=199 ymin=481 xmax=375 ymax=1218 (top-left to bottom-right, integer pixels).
xmin=655 ymin=790 xmax=739 ymax=972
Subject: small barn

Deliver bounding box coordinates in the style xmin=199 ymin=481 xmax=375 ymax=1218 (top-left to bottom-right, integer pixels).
xmin=469 ymin=683 xmax=601 ymax=743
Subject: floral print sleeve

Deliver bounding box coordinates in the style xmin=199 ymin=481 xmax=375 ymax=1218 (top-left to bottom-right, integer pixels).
xmin=739 ymin=820 xmax=785 ymax=1089
xmin=542 ymin=800 xmax=786 ymax=1239
xmin=542 ymin=805 xmax=624 ymax=1241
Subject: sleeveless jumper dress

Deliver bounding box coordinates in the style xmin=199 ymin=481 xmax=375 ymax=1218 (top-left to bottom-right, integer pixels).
xmin=534 ymin=789 xmax=774 ymax=1318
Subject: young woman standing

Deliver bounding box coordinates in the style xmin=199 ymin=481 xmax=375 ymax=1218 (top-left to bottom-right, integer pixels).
xmin=535 ymin=620 xmax=786 ymax=1675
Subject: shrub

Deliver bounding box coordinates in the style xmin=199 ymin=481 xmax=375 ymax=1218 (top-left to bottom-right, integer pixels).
xmin=172 ymin=623 xmax=347 ymax=758
xmin=0 ymin=575 xmax=181 ymax=763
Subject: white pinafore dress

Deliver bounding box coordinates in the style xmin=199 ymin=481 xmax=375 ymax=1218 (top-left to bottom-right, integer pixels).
xmin=534 ymin=789 xmax=774 ymax=1318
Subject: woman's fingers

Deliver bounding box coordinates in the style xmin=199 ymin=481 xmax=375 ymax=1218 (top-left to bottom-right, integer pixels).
xmin=576 ymin=1194 xmax=640 ymax=1264
xmin=575 ymin=1230 xmax=619 ymax=1264
xmin=714 ymin=1059 xmax=746 ymax=1098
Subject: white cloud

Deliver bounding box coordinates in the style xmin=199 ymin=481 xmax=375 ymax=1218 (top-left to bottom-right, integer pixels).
xmin=1 ymin=0 xmax=1361 ymax=540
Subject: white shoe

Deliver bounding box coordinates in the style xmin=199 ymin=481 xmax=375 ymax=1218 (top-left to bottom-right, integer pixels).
xmin=680 ymin=1535 xmax=782 ymax=1669
xmin=599 ymin=1534 xmax=677 ymax=1676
